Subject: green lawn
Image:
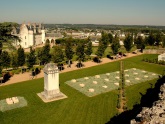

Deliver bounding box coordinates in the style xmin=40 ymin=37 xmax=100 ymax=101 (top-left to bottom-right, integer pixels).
xmin=0 ymin=54 xmax=164 ymax=124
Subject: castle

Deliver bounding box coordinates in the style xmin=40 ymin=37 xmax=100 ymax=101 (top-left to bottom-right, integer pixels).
xmin=12 ymin=23 xmax=63 ymax=49
xmin=12 ymin=23 xmax=46 ymax=48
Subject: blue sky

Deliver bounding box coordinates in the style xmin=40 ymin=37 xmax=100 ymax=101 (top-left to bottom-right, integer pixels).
xmin=0 ymin=0 xmax=165 ymax=25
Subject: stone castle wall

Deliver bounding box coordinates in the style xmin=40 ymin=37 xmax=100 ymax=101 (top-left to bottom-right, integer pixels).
xmin=144 ymin=49 xmax=165 ymax=54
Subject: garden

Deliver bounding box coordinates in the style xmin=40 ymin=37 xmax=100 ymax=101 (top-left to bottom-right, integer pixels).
xmin=65 ymin=68 xmax=159 ymax=97
xmin=0 ymin=54 xmax=164 ymax=124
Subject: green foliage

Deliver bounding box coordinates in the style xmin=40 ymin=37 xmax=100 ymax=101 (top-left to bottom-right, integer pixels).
xmin=162 ymin=36 xmax=165 ymax=48
xmin=76 ymin=43 xmax=85 ymax=62
xmin=1 ymin=50 xmax=11 ymax=69
xmin=17 ymin=46 xmax=25 ymax=67
xmin=0 ymin=41 xmax=2 ymax=74
xmin=146 ymin=33 xmax=155 ymax=46
xmin=96 ymin=42 xmax=105 ymax=58
xmin=0 ymin=22 xmax=20 ymax=46
xmin=95 ymin=32 xmax=110 ymax=58
xmin=124 ymin=34 xmax=133 ymax=52
xmin=117 ymin=101 xmax=121 ymax=109
xmin=108 ymin=33 xmax=113 ymax=43
xmin=142 ymin=56 xmax=165 ymax=65
xmin=65 ymin=38 xmax=74 ymax=60
xmin=101 ymin=31 xmax=109 ymax=45
xmin=111 ymin=35 xmax=120 ymax=54
xmin=85 ymin=41 xmax=92 ymax=56
xmin=51 ymin=46 xmax=64 ymax=64
xmin=135 ymin=36 xmax=145 ymax=51
xmin=55 ymin=38 xmax=66 ymax=45
xmin=37 ymin=43 xmax=51 ymax=65
xmin=11 ymin=53 xmax=18 ymax=69
xmin=0 ymin=41 xmax=2 ymax=55
xmin=26 ymin=47 xmax=36 ymax=68
xmin=155 ymin=32 xmax=162 ymax=46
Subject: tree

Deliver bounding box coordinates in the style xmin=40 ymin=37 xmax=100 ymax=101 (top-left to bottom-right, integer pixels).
xmin=111 ymin=35 xmax=120 ymax=55
xmin=108 ymin=33 xmax=113 ymax=43
xmin=65 ymin=38 xmax=74 ymax=67
xmin=76 ymin=43 xmax=85 ymax=64
xmin=37 ymin=43 xmax=51 ymax=65
xmin=17 ymin=46 xmax=25 ymax=67
xmin=96 ymin=32 xmax=109 ymax=58
xmin=11 ymin=53 xmax=18 ymax=69
xmin=0 ymin=41 xmax=2 ymax=74
xmin=0 ymin=22 xmax=20 ymax=50
xmin=51 ymin=46 xmax=64 ymax=64
xmin=0 ymin=41 xmax=2 ymax=55
xmin=26 ymin=47 xmax=36 ymax=68
xmin=124 ymin=34 xmax=133 ymax=52
xmin=147 ymin=33 xmax=155 ymax=46
xmin=155 ymin=33 xmax=162 ymax=46
xmin=162 ymin=36 xmax=165 ymax=48
xmin=0 ymin=22 xmax=19 ymax=74
xmin=101 ymin=31 xmax=109 ymax=50
xmin=1 ymin=51 xmax=11 ymax=69
xmin=85 ymin=39 xmax=92 ymax=58
xmin=135 ymin=36 xmax=145 ymax=52
xmin=96 ymin=42 xmax=105 ymax=58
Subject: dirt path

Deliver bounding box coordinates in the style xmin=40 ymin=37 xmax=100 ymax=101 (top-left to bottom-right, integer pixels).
xmin=0 ymin=53 xmax=143 ymax=87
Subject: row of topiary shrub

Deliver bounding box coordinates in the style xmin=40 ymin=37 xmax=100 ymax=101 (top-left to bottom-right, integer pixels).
xmin=142 ymin=58 xmax=165 ymax=65
xmin=116 ymin=61 xmax=127 ymax=111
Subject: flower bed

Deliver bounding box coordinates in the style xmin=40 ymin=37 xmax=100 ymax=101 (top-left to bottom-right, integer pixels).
xmin=65 ymin=71 xmax=120 ymax=97
xmin=0 ymin=97 xmax=27 ymax=112
xmin=124 ymin=68 xmax=159 ymax=86
xmin=65 ymin=68 xmax=159 ymax=97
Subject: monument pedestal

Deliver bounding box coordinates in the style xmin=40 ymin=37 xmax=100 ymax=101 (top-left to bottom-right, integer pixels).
xmin=37 ymin=92 xmax=67 ymax=103
xmin=37 ymin=63 xmax=67 ymax=103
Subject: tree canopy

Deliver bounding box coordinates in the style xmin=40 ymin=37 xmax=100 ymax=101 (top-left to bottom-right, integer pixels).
xmin=37 ymin=43 xmax=51 ymax=65
xmin=51 ymin=46 xmax=64 ymax=64
xmin=17 ymin=46 xmax=25 ymax=67
xmin=124 ymin=34 xmax=133 ymax=52
xmin=111 ymin=35 xmax=120 ymax=55
xmin=76 ymin=43 xmax=85 ymax=63
xmin=135 ymin=36 xmax=145 ymax=52
xmin=85 ymin=39 xmax=92 ymax=57
xmin=27 ymin=47 xmax=36 ymax=68
xmin=65 ymin=38 xmax=74 ymax=61
xmin=1 ymin=50 xmax=11 ymax=69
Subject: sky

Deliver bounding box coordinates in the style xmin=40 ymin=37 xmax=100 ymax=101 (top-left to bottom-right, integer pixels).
xmin=0 ymin=0 xmax=165 ymax=25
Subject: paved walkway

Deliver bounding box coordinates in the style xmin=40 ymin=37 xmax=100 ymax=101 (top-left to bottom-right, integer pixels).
xmin=0 ymin=53 xmax=143 ymax=87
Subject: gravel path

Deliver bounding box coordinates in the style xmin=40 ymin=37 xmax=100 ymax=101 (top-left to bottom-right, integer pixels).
xmin=0 ymin=53 xmax=143 ymax=87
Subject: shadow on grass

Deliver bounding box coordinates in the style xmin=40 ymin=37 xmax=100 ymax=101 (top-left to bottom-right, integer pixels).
xmin=106 ymin=75 xmax=165 ymax=124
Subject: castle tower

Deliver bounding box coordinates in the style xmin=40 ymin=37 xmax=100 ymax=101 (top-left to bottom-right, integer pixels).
xmin=28 ymin=30 xmax=34 ymax=46
xmin=41 ymin=29 xmax=45 ymax=44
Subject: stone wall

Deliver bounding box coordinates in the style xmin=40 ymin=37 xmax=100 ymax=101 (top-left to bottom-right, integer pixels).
xmin=144 ymin=49 xmax=165 ymax=54
xmin=34 ymin=35 xmax=42 ymax=45
xmin=131 ymin=83 xmax=165 ymax=124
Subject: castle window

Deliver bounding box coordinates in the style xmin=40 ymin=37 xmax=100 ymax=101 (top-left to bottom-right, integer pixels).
xmin=25 ymin=36 xmax=26 ymax=39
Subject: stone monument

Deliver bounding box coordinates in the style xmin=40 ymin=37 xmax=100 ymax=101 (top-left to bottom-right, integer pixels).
xmin=37 ymin=63 xmax=67 ymax=102
xmin=158 ymin=53 xmax=165 ymax=61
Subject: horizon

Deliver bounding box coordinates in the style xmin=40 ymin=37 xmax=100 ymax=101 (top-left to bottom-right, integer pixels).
xmin=0 ymin=0 xmax=165 ymax=26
